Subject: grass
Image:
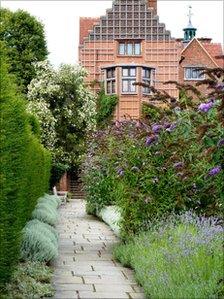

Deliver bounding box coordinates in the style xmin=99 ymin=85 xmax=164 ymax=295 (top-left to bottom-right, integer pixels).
xmin=114 ymin=212 xmax=223 ymax=299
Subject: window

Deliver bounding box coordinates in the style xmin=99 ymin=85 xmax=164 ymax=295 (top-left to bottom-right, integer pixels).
xmin=122 ymin=67 xmax=136 ymax=93
xmin=118 ymin=41 xmax=141 ymax=55
xmin=142 ymin=67 xmax=151 ymax=94
xmin=106 ymin=68 xmax=116 ymax=94
xmin=119 ymin=43 xmax=125 ymax=55
xmin=184 ymin=67 xmax=205 ymax=80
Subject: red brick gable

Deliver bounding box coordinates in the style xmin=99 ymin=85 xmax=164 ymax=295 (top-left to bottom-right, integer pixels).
xmin=79 ymin=17 xmax=99 ymax=45
xmin=181 ymin=38 xmax=220 ymax=68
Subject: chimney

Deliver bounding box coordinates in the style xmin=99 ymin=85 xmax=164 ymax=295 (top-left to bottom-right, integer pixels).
xmin=148 ymin=0 xmax=157 ymax=14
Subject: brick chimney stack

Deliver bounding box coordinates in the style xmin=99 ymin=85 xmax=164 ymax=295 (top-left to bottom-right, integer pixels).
xmin=148 ymin=0 xmax=157 ymax=14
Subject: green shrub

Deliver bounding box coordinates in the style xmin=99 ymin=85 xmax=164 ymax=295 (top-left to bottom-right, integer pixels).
xmin=96 ymin=88 xmax=118 ymax=126
xmin=2 ymin=262 xmax=54 ymax=298
xmin=114 ymin=213 xmax=223 ymax=299
xmin=141 ymin=102 xmax=163 ymax=122
xmin=0 ymin=44 xmax=51 ymax=285
xmin=21 ymin=219 xmax=58 ymax=262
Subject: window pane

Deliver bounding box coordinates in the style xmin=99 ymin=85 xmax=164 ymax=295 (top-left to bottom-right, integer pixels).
xmin=119 ymin=43 xmax=125 ymax=55
xmin=122 ymin=68 xmax=129 ymax=77
xmin=130 ymin=68 xmax=136 ymax=77
xmin=143 ymin=68 xmax=150 ymax=78
xmin=130 ymin=80 xmax=136 ymax=92
xmin=143 ymin=80 xmax=150 ymax=93
xmin=127 ymin=43 xmax=133 ymax=55
xmin=107 ymin=69 xmax=112 ymax=78
xmin=122 ymin=80 xmax=129 ymax=92
xmin=146 ymin=69 xmax=150 ymax=78
xmin=112 ymin=80 xmax=116 ymax=93
xmin=185 ymin=68 xmax=191 ymax=79
xmin=134 ymin=43 xmax=141 ymax=55
xmin=111 ymin=68 xmax=115 ymax=78
xmin=107 ymin=81 xmax=111 ymax=94
xmin=192 ymin=69 xmax=198 ymax=78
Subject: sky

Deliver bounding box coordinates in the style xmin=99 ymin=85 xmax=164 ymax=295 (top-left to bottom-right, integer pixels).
xmin=2 ymin=0 xmax=224 ymax=66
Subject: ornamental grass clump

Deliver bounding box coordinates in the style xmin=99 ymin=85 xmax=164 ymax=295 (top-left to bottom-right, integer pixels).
xmin=21 ymin=219 xmax=58 ymax=262
xmin=32 ymin=194 xmax=60 ymax=226
xmin=114 ymin=212 xmax=224 ymax=299
xmin=38 ymin=194 xmax=61 ymax=209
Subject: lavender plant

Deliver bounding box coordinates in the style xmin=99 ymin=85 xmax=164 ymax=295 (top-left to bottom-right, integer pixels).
xmin=114 ymin=212 xmax=224 ymax=299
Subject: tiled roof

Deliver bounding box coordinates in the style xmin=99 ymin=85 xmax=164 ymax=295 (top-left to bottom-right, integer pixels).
xmin=203 ymin=43 xmax=224 ymax=67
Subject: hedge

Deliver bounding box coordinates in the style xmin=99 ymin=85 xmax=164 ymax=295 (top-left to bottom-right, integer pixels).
xmin=0 ymin=45 xmax=51 ymax=286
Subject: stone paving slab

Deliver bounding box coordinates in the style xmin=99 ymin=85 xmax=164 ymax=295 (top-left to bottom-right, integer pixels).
xmin=53 ymin=198 xmax=145 ymax=299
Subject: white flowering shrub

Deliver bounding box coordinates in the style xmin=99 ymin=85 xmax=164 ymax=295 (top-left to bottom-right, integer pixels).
xmin=27 ymin=61 xmax=97 ymax=182
xmin=27 ymin=100 xmax=57 ymax=150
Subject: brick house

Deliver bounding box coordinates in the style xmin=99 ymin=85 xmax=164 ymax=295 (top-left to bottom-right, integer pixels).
xmin=79 ymin=0 xmax=181 ymax=119
xmin=79 ymin=0 xmax=223 ymax=120
xmin=59 ymin=0 xmax=223 ymax=191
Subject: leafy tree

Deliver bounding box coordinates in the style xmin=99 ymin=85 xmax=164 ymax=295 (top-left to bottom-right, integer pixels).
xmin=27 ymin=61 xmax=96 ymax=184
xmin=0 ymin=8 xmax=48 ymax=92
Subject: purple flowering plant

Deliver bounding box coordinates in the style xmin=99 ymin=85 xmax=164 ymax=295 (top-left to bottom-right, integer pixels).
xmin=83 ymin=67 xmax=224 ymax=236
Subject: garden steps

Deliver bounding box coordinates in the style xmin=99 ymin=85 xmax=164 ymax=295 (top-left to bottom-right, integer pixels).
xmin=69 ymin=178 xmax=85 ymax=197
xmin=52 ymin=196 xmax=145 ymax=299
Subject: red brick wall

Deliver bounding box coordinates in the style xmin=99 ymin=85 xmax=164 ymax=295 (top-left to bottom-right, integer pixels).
xmin=79 ymin=17 xmax=99 ymax=45
xmin=79 ymin=39 xmax=181 ymax=119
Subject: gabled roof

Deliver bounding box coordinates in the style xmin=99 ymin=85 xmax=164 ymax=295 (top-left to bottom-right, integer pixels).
xmin=203 ymin=43 xmax=224 ymax=67
xmin=181 ymin=37 xmax=223 ymax=67
xmin=79 ymin=0 xmax=172 ymax=43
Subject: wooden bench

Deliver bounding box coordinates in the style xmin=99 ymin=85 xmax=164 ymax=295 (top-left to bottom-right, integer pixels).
xmin=53 ymin=186 xmax=68 ymax=204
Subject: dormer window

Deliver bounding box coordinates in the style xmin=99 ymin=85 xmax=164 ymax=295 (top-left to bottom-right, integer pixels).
xmin=118 ymin=41 xmax=141 ymax=56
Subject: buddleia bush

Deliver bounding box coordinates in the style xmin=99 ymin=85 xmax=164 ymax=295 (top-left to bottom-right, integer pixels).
xmin=21 ymin=219 xmax=58 ymax=262
xmin=84 ymin=68 xmax=224 ymax=239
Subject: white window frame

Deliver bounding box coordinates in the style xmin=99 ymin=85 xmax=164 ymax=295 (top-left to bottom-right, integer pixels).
xmin=121 ymin=67 xmax=137 ymax=94
xmin=184 ymin=67 xmax=205 ymax=81
xmin=118 ymin=42 xmax=142 ymax=56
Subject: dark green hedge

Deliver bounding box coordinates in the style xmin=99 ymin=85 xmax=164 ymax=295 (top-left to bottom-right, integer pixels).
xmin=0 ymin=46 xmax=51 ymax=286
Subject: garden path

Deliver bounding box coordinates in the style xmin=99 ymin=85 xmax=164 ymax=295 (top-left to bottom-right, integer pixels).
xmin=52 ymin=195 xmax=145 ymax=299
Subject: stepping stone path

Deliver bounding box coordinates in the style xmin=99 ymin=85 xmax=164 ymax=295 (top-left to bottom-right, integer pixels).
xmin=52 ymin=195 xmax=145 ymax=299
